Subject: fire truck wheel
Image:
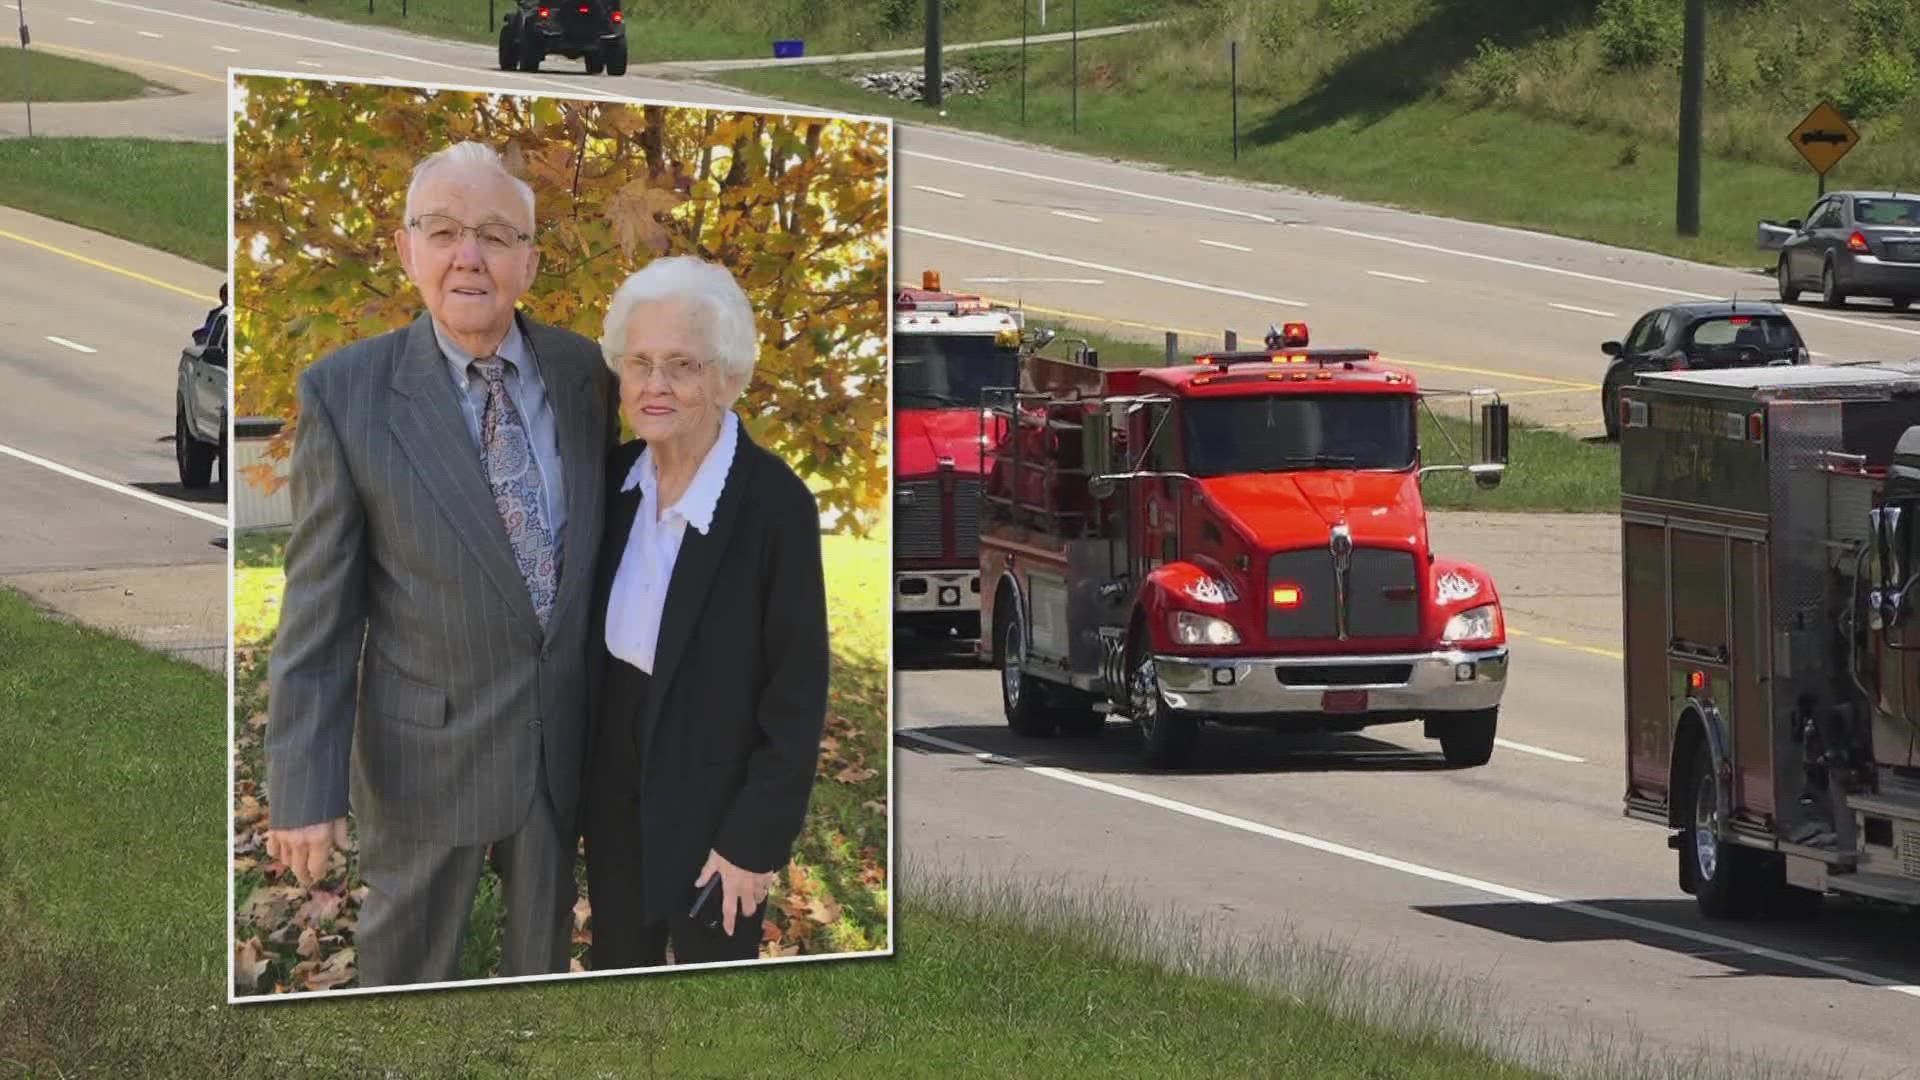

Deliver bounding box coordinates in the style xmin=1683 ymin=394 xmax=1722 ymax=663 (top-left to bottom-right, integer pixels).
xmin=1128 ymin=642 xmax=1197 ymax=768
xmin=998 ymin=611 xmax=1058 ymax=738
xmin=1435 ymin=708 xmax=1497 ymax=767
xmin=1682 ymin=748 xmax=1763 ymax=919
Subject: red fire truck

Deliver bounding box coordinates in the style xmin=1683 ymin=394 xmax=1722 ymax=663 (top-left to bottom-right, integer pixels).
xmin=892 ymin=271 xmax=1043 ymax=639
xmin=976 ymin=325 xmax=1514 ymax=767
xmin=1620 ymin=364 xmax=1920 ymax=915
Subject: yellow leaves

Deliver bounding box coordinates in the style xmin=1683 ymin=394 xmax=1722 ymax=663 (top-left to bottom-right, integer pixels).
xmin=606 ymin=177 xmax=688 ymax=258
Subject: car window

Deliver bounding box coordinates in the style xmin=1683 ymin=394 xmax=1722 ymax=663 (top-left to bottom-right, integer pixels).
xmin=1688 ymin=314 xmax=1799 ymax=349
xmin=1853 ymin=197 xmax=1920 ymax=226
xmin=1814 ymin=201 xmax=1844 ymax=230
xmin=1625 ymin=313 xmax=1663 ymax=353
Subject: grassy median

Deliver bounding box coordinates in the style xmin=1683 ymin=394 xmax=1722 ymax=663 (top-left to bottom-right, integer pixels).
xmin=0 ymin=49 xmax=165 ymax=102
xmin=0 ymin=137 xmax=224 ymax=267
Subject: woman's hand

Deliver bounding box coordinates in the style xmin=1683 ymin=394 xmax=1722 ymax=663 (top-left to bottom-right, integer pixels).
xmin=695 ymin=849 xmax=773 ymax=937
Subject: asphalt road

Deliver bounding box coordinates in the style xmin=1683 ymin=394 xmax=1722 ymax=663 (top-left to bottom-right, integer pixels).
xmin=14 ymin=1 xmax=1920 ymax=1065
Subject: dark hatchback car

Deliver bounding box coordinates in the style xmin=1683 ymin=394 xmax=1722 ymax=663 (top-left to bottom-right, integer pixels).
xmin=1600 ymin=301 xmax=1807 ymax=439
xmin=499 ymin=0 xmax=627 ymax=76
xmin=1776 ymin=190 xmax=1920 ymax=308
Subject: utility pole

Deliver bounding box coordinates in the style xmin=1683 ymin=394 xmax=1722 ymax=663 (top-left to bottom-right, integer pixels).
xmin=924 ymin=0 xmax=942 ymax=110
xmin=1021 ymin=0 xmax=1027 ymax=124
xmin=1071 ymin=0 xmax=1078 ymax=133
xmin=15 ymin=0 xmax=31 ymax=138
xmin=1676 ymin=0 xmax=1705 ymax=236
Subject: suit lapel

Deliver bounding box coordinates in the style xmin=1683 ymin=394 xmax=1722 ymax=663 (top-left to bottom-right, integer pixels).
xmin=526 ymin=317 xmax=603 ymax=625
xmin=387 ymin=312 xmax=540 ymax=630
xmin=642 ymin=427 xmax=754 ymax=748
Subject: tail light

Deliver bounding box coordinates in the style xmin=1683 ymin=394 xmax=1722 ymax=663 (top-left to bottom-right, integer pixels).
xmin=1271 ymin=584 xmax=1303 ymax=608
xmin=1688 ymin=670 xmax=1706 ymax=692
xmin=537 ymin=5 xmax=550 ymax=16
xmin=611 ymin=9 xmax=623 ymax=20
xmin=1728 ymin=315 xmax=1750 ymax=325
xmin=1281 ymin=322 xmax=1309 ymax=347
xmin=579 ymin=4 xmax=589 ymax=11
xmin=1848 ymin=231 xmax=1871 ymax=253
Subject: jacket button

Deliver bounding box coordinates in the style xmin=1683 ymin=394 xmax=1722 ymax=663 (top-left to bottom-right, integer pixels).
xmin=529 ymin=718 xmax=544 ymax=730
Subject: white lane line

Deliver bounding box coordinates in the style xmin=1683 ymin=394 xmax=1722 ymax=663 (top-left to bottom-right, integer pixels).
xmin=1368 ymin=270 xmax=1428 ymax=284
xmin=1198 ymin=239 xmax=1252 ymax=253
xmin=964 ymin=276 xmax=1104 ymax=285
xmin=214 ymin=45 xmax=241 ymax=54
xmin=898 ymin=728 xmax=1920 ymax=999
xmin=903 ymin=226 xmax=1307 ymax=308
xmin=1052 ymin=210 xmax=1103 ymax=223
xmin=0 ymin=443 xmax=227 ymax=527
xmin=914 ymin=185 xmax=966 ymax=199
xmin=137 ymin=29 xmax=163 ymax=38
xmin=1550 ymin=302 xmax=1617 ymax=319
xmin=296 ymin=60 xmax=325 ymax=68
xmin=86 ymin=0 xmax=629 ymax=103
xmin=904 ymin=150 xmax=1278 ymax=224
xmin=1322 ymin=224 xmax=1920 ymax=341
xmin=68 ymin=16 xmax=97 ymax=24
xmin=1493 ymin=737 xmax=1586 ymax=764
xmin=46 ymin=336 xmax=97 ymax=354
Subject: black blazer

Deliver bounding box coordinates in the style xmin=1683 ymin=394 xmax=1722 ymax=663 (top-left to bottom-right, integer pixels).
xmin=586 ymin=422 xmax=831 ymax=919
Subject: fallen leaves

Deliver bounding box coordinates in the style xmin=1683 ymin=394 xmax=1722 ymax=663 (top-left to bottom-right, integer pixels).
xmin=234 ymin=937 xmax=271 ymax=992
xmin=834 ymin=764 xmax=877 ymax=785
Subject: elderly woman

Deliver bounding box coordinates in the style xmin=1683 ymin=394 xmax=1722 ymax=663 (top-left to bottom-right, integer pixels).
xmin=582 ymin=256 xmax=830 ymax=968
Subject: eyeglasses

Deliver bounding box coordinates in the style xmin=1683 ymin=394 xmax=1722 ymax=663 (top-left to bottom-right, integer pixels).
xmin=618 ymin=354 xmax=709 ymax=386
xmin=407 ymin=213 xmax=532 ymax=252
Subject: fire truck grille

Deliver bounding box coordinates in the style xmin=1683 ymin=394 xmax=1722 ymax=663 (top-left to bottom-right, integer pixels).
xmin=895 ymin=478 xmax=981 ymax=561
xmin=1267 ymin=547 xmax=1420 ymax=640
xmin=1275 ymin=663 xmax=1414 ymax=687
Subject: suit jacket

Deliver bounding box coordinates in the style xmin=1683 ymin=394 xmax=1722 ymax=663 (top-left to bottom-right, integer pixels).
xmin=266 ymin=310 xmax=616 ymax=846
xmin=588 ymin=425 xmax=831 ymax=920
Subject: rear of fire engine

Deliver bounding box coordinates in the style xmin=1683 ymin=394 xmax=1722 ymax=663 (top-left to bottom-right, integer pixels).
xmin=1620 ymin=363 xmax=1920 ymax=916
xmin=892 ymin=272 xmax=1029 ymax=639
xmin=977 ymin=325 xmax=1515 ymax=768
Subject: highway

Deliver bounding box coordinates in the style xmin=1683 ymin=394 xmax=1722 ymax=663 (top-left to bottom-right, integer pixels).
xmin=15 ymin=0 xmax=1920 ymax=1069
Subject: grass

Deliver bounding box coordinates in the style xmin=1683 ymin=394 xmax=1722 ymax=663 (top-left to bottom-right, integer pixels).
xmin=0 ymin=138 xmax=224 ymax=267
xmin=241 ymin=0 xmax=1158 ymax=61
xmin=1013 ymin=314 xmax=1620 ymax=513
xmin=1 ymin=586 xmax=1588 ymax=1079
xmin=723 ymin=0 xmax=1920 ymax=271
xmin=229 ymin=527 xmax=890 ymax=991
xmin=0 ymin=48 xmax=165 ymax=102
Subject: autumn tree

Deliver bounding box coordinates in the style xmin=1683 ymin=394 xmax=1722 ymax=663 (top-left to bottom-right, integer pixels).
xmin=232 ymin=76 xmax=890 ymax=533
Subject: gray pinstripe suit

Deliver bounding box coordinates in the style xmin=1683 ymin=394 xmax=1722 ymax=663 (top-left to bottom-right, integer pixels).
xmin=266 ymin=310 xmax=613 ymax=986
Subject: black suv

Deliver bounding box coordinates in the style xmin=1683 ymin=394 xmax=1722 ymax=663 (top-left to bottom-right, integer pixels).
xmin=500 ymin=0 xmax=627 ymax=76
xmin=1599 ymin=300 xmax=1808 ymax=439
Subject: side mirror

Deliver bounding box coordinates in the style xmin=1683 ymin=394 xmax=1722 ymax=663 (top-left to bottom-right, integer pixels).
xmin=1480 ymin=401 xmax=1509 ymax=467
xmin=1080 ymin=347 xmax=1099 ymax=368
xmin=1084 ymin=408 xmax=1114 ymax=498
xmin=1025 ymin=327 xmax=1056 ymax=351
xmin=1601 ymin=341 xmax=1622 ymax=357
xmin=1871 ymin=504 xmax=1908 ymax=628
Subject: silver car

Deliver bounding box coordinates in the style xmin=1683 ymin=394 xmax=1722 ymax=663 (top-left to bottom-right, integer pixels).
xmin=1776 ymin=190 xmax=1920 ymax=309
xmin=176 ymin=304 xmax=226 ymax=489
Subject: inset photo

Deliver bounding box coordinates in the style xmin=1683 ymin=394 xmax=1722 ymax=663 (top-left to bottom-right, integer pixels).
xmin=226 ymin=70 xmax=892 ymax=999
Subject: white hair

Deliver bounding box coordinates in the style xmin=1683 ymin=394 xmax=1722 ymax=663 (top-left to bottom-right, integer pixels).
xmin=600 ymin=256 xmax=760 ymax=403
xmin=403 ymin=141 xmax=536 ymax=228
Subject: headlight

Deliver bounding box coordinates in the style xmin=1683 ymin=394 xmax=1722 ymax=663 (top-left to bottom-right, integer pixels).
xmin=1172 ymin=611 xmax=1240 ymax=646
xmin=1443 ymin=604 xmax=1498 ymax=644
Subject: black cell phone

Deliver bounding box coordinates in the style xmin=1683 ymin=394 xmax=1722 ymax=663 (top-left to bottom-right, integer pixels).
xmin=688 ymin=875 xmax=727 ymax=932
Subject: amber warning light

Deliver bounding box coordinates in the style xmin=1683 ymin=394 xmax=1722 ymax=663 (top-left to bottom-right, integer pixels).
xmin=922 ymin=269 xmax=942 ymax=290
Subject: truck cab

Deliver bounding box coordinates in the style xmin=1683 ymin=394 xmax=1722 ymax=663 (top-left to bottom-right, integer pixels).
xmin=978 ymin=326 xmax=1513 ymax=767
xmin=892 ymin=271 xmax=1031 ymax=640
xmin=177 ymin=303 xmax=227 ymax=489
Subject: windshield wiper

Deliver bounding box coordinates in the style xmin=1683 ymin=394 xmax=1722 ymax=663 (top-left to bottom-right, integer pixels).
xmin=1275 ymin=454 xmax=1357 ymax=468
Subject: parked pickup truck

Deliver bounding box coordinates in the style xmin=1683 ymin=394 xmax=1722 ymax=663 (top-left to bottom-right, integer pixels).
xmin=176 ymin=304 xmax=226 ymax=488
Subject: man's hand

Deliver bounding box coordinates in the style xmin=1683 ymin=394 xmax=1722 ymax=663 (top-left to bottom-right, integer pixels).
xmin=265 ymin=818 xmax=348 ymax=887
xmin=694 ymin=849 xmax=773 ymax=937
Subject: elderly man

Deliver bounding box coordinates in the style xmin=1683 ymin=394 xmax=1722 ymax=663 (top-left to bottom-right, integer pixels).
xmin=264 ymin=141 xmax=614 ymax=987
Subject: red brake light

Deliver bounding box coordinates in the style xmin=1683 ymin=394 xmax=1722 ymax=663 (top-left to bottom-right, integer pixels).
xmin=1282 ymin=322 xmax=1309 ymax=347
xmin=1848 ymin=231 xmax=1871 ymax=253
xmin=537 ymin=5 xmax=550 ymax=16
xmin=579 ymin=5 xmax=589 ymax=12
xmin=611 ymin=9 xmax=622 ymax=20
xmin=1272 ymin=584 xmax=1302 ymax=608
xmin=1688 ymin=670 xmax=1706 ymax=692
xmin=1728 ymin=315 xmax=1751 ymax=325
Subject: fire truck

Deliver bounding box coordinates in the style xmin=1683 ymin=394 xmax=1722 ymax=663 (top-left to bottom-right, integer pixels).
xmin=975 ymin=324 xmax=1515 ymax=767
xmin=893 ymin=271 xmax=1047 ymax=639
xmin=1620 ymin=363 xmax=1920 ymax=916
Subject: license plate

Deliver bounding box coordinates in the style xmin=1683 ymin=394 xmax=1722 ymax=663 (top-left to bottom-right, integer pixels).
xmin=1321 ymin=689 xmax=1369 ymax=714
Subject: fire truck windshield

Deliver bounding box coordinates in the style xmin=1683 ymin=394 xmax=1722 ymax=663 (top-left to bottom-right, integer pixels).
xmin=1182 ymin=394 xmax=1418 ymax=476
xmin=895 ymin=333 xmax=1021 ymax=408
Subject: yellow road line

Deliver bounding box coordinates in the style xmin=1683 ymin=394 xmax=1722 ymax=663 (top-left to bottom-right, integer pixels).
xmin=39 ymin=43 xmax=226 ymax=85
xmin=0 ymin=228 xmax=209 ymax=301
xmin=1509 ymin=625 xmax=1624 ymax=660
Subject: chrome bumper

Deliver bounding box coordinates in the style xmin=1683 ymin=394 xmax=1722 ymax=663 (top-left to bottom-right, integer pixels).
xmin=1151 ymin=647 xmax=1508 ymax=715
xmin=894 ymin=570 xmax=980 ymax=613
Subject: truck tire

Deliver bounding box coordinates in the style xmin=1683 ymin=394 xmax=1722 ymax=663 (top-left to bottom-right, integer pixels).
xmin=498 ymin=20 xmax=519 ymax=70
xmin=1681 ymin=747 xmax=1762 ymax=919
xmin=176 ymin=401 xmax=215 ymax=489
xmin=1127 ymin=636 xmax=1196 ymax=768
xmin=605 ymin=39 xmax=628 ymax=76
xmin=585 ymin=49 xmax=604 ymax=75
xmin=517 ymin=26 xmax=542 ymax=72
xmin=1822 ymin=260 xmax=1848 ymax=308
xmin=1435 ymin=708 xmax=1497 ymax=767
xmin=997 ymin=608 xmax=1057 ymax=738
xmin=1602 ymin=373 xmax=1623 ymax=441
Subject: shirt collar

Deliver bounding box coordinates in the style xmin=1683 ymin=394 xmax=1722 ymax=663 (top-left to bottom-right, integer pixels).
xmin=622 ymin=412 xmax=740 ymax=535
xmin=434 ymin=316 xmax=535 ymax=384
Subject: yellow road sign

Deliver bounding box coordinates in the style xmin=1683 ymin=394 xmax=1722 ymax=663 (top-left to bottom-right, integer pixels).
xmin=1788 ymin=101 xmax=1860 ymax=175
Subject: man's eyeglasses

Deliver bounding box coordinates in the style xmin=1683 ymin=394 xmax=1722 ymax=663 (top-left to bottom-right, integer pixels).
xmin=407 ymin=213 xmax=532 ymax=252
xmin=617 ymin=354 xmax=708 ymax=386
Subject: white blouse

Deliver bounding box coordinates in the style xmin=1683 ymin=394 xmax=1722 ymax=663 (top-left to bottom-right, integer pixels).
xmin=604 ymin=412 xmax=740 ymax=673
